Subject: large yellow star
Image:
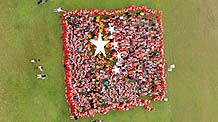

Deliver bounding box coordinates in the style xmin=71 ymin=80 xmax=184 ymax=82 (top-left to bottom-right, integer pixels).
xmin=90 ymin=32 xmax=110 ymax=57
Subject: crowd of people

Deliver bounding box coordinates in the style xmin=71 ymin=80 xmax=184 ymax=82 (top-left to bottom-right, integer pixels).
xmin=61 ymin=5 xmax=167 ymax=119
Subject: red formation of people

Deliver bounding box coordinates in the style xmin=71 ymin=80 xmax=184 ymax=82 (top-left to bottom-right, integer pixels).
xmin=61 ymin=5 xmax=167 ymax=119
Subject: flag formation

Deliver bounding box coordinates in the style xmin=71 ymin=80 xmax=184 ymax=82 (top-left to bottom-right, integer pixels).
xmin=61 ymin=5 xmax=167 ymax=119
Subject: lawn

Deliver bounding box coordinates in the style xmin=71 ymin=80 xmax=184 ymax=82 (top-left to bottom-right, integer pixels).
xmin=0 ymin=0 xmax=218 ymax=122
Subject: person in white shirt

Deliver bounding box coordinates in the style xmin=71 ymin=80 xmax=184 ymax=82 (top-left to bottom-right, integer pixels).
xmin=37 ymin=0 xmax=47 ymax=4
xmin=36 ymin=74 xmax=47 ymax=79
xmin=170 ymin=64 xmax=176 ymax=69
xmin=31 ymin=58 xmax=40 ymax=63
xmin=167 ymin=64 xmax=176 ymax=71
xmin=37 ymin=65 xmax=43 ymax=72
xmin=53 ymin=7 xmax=64 ymax=13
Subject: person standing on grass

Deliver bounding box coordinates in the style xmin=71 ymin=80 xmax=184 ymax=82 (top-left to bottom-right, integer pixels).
xmin=167 ymin=64 xmax=176 ymax=72
xmin=37 ymin=0 xmax=47 ymax=4
xmin=92 ymin=119 xmax=103 ymax=122
xmin=53 ymin=7 xmax=64 ymax=12
xmin=37 ymin=65 xmax=43 ymax=72
xmin=36 ymin=74 xmax=47 ymax=79
xmin=31 ymin=58 xmax=40 ymax=63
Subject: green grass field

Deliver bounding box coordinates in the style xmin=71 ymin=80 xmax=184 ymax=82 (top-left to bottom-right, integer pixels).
xmin=1 ymin=0 xmax=218 ymax=122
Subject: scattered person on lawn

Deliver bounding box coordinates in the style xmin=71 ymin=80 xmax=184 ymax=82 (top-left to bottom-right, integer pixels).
xmin=31 ymin=58 xmax=40 ymax=63
xmin=36 ymin=74 xmax=47 ymax=79
xmin=37 ymin=65 xmax=43 ymax=72
xmin=167 ymin=64 xmax=176 ymax=71
xmin=53 ymin=7 xmax=64 ymax=12
xmin=167 ymin=67 xmax=172 ymax=72
xmin=37 ymin=0 xmax=47 ymax=4
xmin=163 ymin=98 xmax=168 ymax=102
xmin=92 ymin=119 xmax=103 ymax=122
xmin=170 ymin=64 xmax=175 ymax=69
